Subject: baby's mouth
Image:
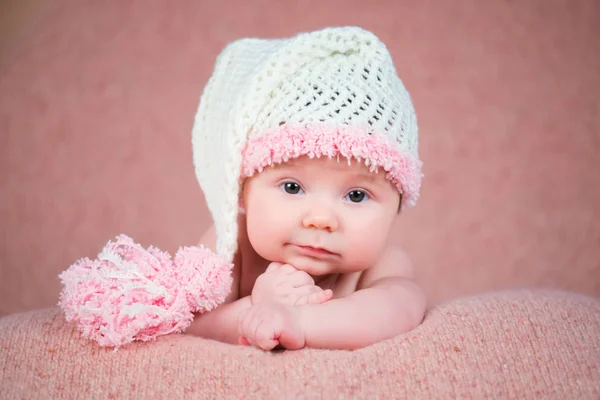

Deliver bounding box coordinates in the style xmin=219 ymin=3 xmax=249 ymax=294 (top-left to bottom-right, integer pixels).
xmin=292 ymin=244 xmax=338 ymax=258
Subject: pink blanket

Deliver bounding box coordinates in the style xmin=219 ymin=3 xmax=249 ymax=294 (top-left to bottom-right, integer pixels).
xmin=2 ymin=289 xmax=598 ymax=399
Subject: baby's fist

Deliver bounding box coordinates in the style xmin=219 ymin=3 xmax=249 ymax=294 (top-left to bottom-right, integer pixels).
xmin=252 ymin=262 xmax=332 ymax=306
xmin=237 ymin=302 xmax=305 ymax=351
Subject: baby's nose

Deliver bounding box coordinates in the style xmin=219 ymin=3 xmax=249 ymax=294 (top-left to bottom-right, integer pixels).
xmin=302 ymin=203 xmax=339 ymax=232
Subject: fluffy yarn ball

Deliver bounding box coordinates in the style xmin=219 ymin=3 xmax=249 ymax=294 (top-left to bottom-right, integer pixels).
xmin=58 ymin=235 xmax=233 ymax=348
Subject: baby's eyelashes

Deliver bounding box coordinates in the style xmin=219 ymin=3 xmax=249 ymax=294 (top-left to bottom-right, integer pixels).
xmin=280 ymin=181 xmax=304 ymax=195
xmin=344 ymin=190 xmax=370 ymax=203
xmin=279 ymin=180 xmax=372 ymax=203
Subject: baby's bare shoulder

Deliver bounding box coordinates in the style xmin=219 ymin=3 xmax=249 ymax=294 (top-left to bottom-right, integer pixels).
xmin=379 ymin=245 xmax=414 ymax=277
xmin=356 ymin=244 xmax=414 ymax=290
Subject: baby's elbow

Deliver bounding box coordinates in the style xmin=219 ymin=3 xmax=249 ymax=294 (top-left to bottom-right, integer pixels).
xmin=391 ymin=282 xmax=427 ymax=335
xmin=348 ymin=283 xmax=427 ymax=348
xmin=406 ymin=285 xmax=427 ymax=331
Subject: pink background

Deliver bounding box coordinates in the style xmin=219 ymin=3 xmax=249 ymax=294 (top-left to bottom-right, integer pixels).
xmin=1 ymin=0 xmax=599 ymax=316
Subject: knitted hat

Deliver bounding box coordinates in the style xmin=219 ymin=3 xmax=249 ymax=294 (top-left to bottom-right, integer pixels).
xmin=192 ymin=26 xmax=422 ymax=265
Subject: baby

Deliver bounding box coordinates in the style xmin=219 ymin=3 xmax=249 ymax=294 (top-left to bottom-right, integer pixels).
xmin=186 ymin=26 xmax=426 ymax=351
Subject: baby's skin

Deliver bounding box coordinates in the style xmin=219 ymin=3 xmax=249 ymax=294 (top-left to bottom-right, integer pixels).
xmin=188 ymin=155 xmax=426 ymax=350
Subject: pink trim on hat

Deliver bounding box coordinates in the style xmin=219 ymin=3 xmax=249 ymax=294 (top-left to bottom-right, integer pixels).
xmin=241 ymin=124 xmax=422 ymax=208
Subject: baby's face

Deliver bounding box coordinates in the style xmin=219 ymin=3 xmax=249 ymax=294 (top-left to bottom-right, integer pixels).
xmin=242 ymin=155 xmax=400 ymax=276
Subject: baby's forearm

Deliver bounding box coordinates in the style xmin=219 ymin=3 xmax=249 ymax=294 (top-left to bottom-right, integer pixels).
xmin=298 ymin=280 xmax=426 ymax=350
xmin=187 ymin=296 xmax=252 ymax=344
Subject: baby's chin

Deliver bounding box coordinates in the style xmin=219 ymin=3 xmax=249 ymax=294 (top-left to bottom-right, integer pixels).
xmin=272 ymin=255 xmax=331 ymax=275
xmin=280 ymin=255 xmax=364 ymax=277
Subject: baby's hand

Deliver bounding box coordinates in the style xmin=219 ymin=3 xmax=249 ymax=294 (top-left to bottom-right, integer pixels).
xmin=252 ymin=262 xmax=333 ymax=306
xmin=237 ymin=302 xmax=304 ymax=351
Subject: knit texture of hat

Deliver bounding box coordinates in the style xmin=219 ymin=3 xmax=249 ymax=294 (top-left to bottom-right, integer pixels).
xmin=192 ymin=26 xmax=422 ymax=264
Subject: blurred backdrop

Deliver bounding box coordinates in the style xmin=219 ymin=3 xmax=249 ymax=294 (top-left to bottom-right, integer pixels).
xmin=1 ymin=0 xmax=599 ymax=316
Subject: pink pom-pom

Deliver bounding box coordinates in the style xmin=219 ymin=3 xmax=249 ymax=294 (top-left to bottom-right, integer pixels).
xmin=58 ymin=234 xmax=233 ymax=348
xmin=172 ymin=246 xmax=233 ymax=312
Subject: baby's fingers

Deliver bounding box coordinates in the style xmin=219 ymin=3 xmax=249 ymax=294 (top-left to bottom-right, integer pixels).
xmin=237 ymin=308 xmax=262 ymax=347
xmin=290 ymin=270 xmax=315 ymax=287
xmin=238 ymin=336 xmax=251 ymax=346
xmin=291 ymin=285 xmax=321 ymax=306
xmin=266 ymin=262 xmax=284 ymax=272
xmin=313 ymin=288 xmax=333 ymax=304
xmin=255 ymin=326 xmax=279 ymax=351
xmin=296 ymin=288 xmax=333 ymax=306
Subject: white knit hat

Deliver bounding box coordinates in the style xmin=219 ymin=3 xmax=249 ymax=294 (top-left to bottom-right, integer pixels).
xmin=192 ymin=26 xmax=422 ymax=264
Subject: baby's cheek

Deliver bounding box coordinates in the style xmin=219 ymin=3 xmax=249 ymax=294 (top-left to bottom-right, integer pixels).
xmin=248 ymin=216 xmax=287 ymax=261
xmin=349 ymin=248 xmax=379 ymax=270
xmin=346 ymin=231 xmax=387 ymax=267
xmin=248 ymin=223 xmax=276 ymax=257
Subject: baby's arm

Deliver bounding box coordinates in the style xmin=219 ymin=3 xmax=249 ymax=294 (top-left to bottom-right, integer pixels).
xmin=187 ymin=250 xmax=252 ymax=345
xmin=187 ymin=262 xmax=331 ymax=344
xmin=186 ymin=224 xmax=331 ymax=345
xmin=188 ymin=296 xmax=253 ymax=344
xmin=298 ymin=246 xmax=426 ymax=350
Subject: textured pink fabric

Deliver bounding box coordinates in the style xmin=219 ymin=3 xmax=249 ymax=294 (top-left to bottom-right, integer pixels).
xmin=1 ymin=290 xmax=599 ymax=398
xmin=1 ymin=2 xmax=599 ymax=316
xmin=2 ymin=3 xmax=598 ymax=397
xmin=242 ymin=124 xmax=423 ymax=208
xmin=58 ymin=235 xmax=232 ymax=347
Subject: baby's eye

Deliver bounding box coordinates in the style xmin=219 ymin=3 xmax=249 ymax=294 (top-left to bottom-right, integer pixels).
xmin=345 ymin=190 xmax=369 ymax=203
xmin=281 ymin=182 xmax=304 ymax=195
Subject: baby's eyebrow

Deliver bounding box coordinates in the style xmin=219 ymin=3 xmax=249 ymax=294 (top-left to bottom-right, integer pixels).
xmin=272 ymin=161 xmax=382 ymax=183
xmin=272 ymin=162 xmax=296 ymax=171
xmin=353 ymin=171 xmax=378 ymax=182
